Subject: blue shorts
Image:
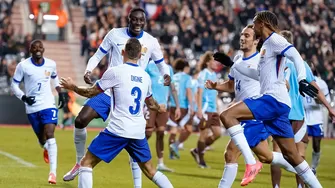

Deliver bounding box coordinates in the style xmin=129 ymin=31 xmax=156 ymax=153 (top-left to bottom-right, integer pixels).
xmin=88 ymin=129 xmax=152 ymax=163
xmin=307 ymin=124 xmax=324 ymax=137
xmin=244 ymin=94 xmax=294 ymax=138
xmin=27 ymin=108 xmax=58 ymax=137
xmin=242 ymin=120 xmax=270 ymax=148
xmin=84 ymin=92 xmax=111 ymax=121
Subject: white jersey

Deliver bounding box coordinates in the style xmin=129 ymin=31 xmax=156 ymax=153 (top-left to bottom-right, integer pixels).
xmin=303 ymin=77 xmax=330 ymax=125
xmin=259 ymin=32 xmax=293 ymax=107
xmin=12 ymin=57 xmax=57 ymax=114
xmin=229 ymin=52 xmax=261 ymax=101
xmin=97 ymin=63 xmax=152 ymax=139
xmin=88 ymin=27 xmax=164 ymax=96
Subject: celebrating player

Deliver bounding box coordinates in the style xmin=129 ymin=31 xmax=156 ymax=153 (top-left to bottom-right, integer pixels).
xmin=11 ymin=40 xmax=66 ymax=184
xmin=60 ymin=38 xmax=173 ymax=188
xmin=63 ymin=8 xmax=171 ymax=186
xmin=218 ymin=11 xmax=322 ymax=187
xmin=207 ymin=25 xmax=296 ymax=187
xmin=145 ymin=59 xmax=180 ymax=172
xmin=190 ymin=51 xmax=221 ymax=168
xmin=271 ymin=30 xmax=335 ymax=188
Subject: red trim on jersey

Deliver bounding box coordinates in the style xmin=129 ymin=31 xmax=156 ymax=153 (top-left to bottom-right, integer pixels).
xmin=112 ymin=88 xmax=116 ymax=111
xmin=276 ymin=55 xmax=283 ymax=78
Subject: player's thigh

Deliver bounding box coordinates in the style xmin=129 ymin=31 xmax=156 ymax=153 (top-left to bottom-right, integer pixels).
xmin=145 ymin=109 xmax=156 ymax=132
xmin=39 ymin=108 xmax=58 ymax=138
xmin=224 ymin=139 xmax=241 ymax=163
xmin=155 ymin=111 xmax=168 ymax=132
xmin=221 ymin=101 xmax=254 ymax=121
xmin=291 ymin=120 xmax=305 ymax=134
xmin=126 ymin=137 xmax=152 ymax=164
xmin=88 ymin=130 xmax=128 ymax=163
xmin=82 ymin=93 xmax=111 ymax=122
xmin=252 ymin=140 xmax=273 ymax=163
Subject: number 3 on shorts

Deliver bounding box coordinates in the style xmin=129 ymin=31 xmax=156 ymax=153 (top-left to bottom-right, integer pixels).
xmin=129 ymin=87 xmax=142 ymax=115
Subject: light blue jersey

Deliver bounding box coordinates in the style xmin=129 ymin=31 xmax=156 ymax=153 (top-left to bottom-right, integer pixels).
xmin=285 ymin=60 xmax=315 ymax=120
xmin=198 ymin=69 xmax=218 ymax=113
xmin=169 ymin=72 xmax=192 ymax=109
xmin=191 ymin=78 xmax=198 ymax=111
xmin=146 ymin=61 xmax=174 ymax=106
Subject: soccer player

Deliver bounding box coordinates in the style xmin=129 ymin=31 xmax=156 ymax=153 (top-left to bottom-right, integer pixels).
xmin=218 ymin=11 xmax=322 ymax=187
xmin=60 ymin=38 xmax=173 ymax=188
xmin=207 ymin=25 xmax=296 ymax=187
xmin=174 ymin=69 xmax=200 ymax=150
xmin=63 ymin=8 xmax=171 ymax=186
xmin=189 ymin=51 xmax=221 ymax=168
xmin=271 ymin=30 xmax=335 ymax=188
xmin=145 ymin=60 xmax=180 ymax=172
xmin=168 ymin=58 xmax=194 ymax=159
xmin=304 ymin=62 xmax=330 ymax=175
xmin=11 ymin=40 xmax=66 ymax=184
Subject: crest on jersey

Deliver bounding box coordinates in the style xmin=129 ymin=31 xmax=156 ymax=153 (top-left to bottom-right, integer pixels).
xmin=261 ymin=49 xmax=266 ymax=56
xmin=141 ymin=46 xmax=147 ymax=55
xmin=45 ymin=70 xmax=50 ymax=78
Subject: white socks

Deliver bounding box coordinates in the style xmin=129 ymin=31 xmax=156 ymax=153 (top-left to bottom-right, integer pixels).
xmin=295 ymin=160 xmax=322 ymax=188
xmin=271 ymin=152 xmax=296 ymax=173
xmin=152 ymin=171 xmax=173 ymax=188
xmin=74 ymin=128 xmax=87 ymax=163
xmin=130 ymin=157 xmax=142 ymax=188
xmin=46 ymin=138 xmax=57 ymax=175
xmin=227 ymin=124 xmax=256 ymax=165
xmin=78 ymin=167 xmax=92 ymax=188
xmin=218 ymin=163 xmax=238 ymax=188
xmin=311 ymin=151 xmax=321 ymax=170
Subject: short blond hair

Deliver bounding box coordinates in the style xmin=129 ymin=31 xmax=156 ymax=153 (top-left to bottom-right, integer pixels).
xmin=280 ymin=30 xmax=293 ymax=44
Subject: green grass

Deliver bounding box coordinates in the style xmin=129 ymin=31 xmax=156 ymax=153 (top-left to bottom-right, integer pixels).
xmin=0 ymin=126 xmax=334 ymax=188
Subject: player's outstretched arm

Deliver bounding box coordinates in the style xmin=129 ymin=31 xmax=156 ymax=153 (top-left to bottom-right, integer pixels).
xmin=145 ymin=96 xmax=165 ymax=113
xmin=205 ymin=79 xmax=234 ymax=93
xmin=60 ymin=77 xmax=102 ymax=98
xmin=233 ymin=63 xmax=259 ymax=81
xmin=310 ymin=81 xmax=335 ymax=121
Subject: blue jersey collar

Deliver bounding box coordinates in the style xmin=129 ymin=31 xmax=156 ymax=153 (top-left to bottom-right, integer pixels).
xmin=30 ymin=57 xmax=45 ymax=67
xmin=126 ymin=28 xmax=144 ymax=39
xmin=242 ymin=51 xmax=259 ymax=61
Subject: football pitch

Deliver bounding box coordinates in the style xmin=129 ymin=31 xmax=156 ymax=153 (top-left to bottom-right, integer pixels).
xmin=0 ymin=126 xmax=334 ymax=188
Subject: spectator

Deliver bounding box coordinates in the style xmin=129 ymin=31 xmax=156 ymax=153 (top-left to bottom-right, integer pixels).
xmin=56 ymin=5 xmax=68 ymax=41
xmin=80 ymin=20 xmax=88 ymax=56
xmin=33 ymin=4 xmax=44 ymax=39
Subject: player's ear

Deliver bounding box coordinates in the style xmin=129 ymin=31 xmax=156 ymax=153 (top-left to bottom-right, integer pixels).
xmin=122 ymin=49 xmax=125 ymax=56
xmin=254 ymin=39 xmax=259 ymax=45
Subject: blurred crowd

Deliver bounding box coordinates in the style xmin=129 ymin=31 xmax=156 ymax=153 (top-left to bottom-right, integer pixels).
xmin=0 ymin=0 xmax=32 ymax=94
xmin=77 ymin=0 xmax=335 ymax=90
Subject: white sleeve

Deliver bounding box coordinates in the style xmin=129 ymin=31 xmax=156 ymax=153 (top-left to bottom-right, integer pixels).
xmin=228 ymin=64 xmax=236 ymax=80
xmin=234 ymin=62 xmax=259 ymax=81
xmin=11 ymin=63 xmax=25 ymax=99
xmin=96 ymin=67 xmax=118 ymax=91
xmin=146 ymin=77 xmax=152 ymax=98
xmin=86 ymin=30 xmax=115 ymax=72
xmin=320 ymin=80 xmax=331 ymax=103
xmin=150 ymin=38 xmax=170 ymax=76
xmin=283 ymin=47 xmax=306 ymax=82
xmin=51 ymin=64 xmax=60 ymax=88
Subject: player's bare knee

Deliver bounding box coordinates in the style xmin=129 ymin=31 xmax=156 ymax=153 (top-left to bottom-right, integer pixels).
xmin=156 ymin=131 xmax=164 ymax=140
xmin=45 ymin=131 xmax=54 ymax=139
xmin=220 ymin=111 xmax=235 ymax=128
xmin=257 ymin=154 xmax=272 ymax=164
xmin=75 ymin=116 xmax=87 ymax=128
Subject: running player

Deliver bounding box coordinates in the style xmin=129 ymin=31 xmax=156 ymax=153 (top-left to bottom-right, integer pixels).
xmin=218 ymin=11 xmax=321 ymax=187
xmin=145 ymin=60 xmax=180 ymax=172
xmin=189 ymin=51 xmax=221 ymax=168
xmin=60 ymin=38 xmax=173 ymax=188
xmin=63 ymin=8 xmax=171 ymax=186
xmin=11 ymin=40 xmax=66 ymax=184
xmin=304 ymin=62 xmax=330 ymax=175
xmin=271 ymin=30 xmax=335 ymax=188
xmin=207 ymin=25 xmax=296 ymax=187
xmin=168 ymin=58 xmax=194 ymax=159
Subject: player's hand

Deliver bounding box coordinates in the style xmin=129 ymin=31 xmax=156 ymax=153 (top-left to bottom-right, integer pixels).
xmin=21 ymin=95 xmax=36 ymax=106
xmin=60 ymin=77 xmax=76 ymax=91
xmin=158 ymin=104 xmax=167 ymax=113
xmin=163 ymin=74 xmax=171 ymax=86
xmin=58 ymin=92 xmax=66 ymax=109
xmin=299 ymin=79 xmax=318 ymax=98
xmin=174 ymin=107 xmax=181 ymax=120
xmin=205 ymin=80 xmax=217 ymax=90
xmin=213 ymin=52 xmax=234 ymax=67
xmin=196 ymin=109 xmax=203 ymax=119
xmin=189 ymin=108 xmax=195 ymax=116
xmin=328 ymin=108 xmax=335 ymax=124
xmin=84 ymin=71 xmax=93 ymax=85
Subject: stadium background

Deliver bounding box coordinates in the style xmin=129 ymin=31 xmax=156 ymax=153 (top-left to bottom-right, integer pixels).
xmin=0 ymin=0 xmax=334 ymax=134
